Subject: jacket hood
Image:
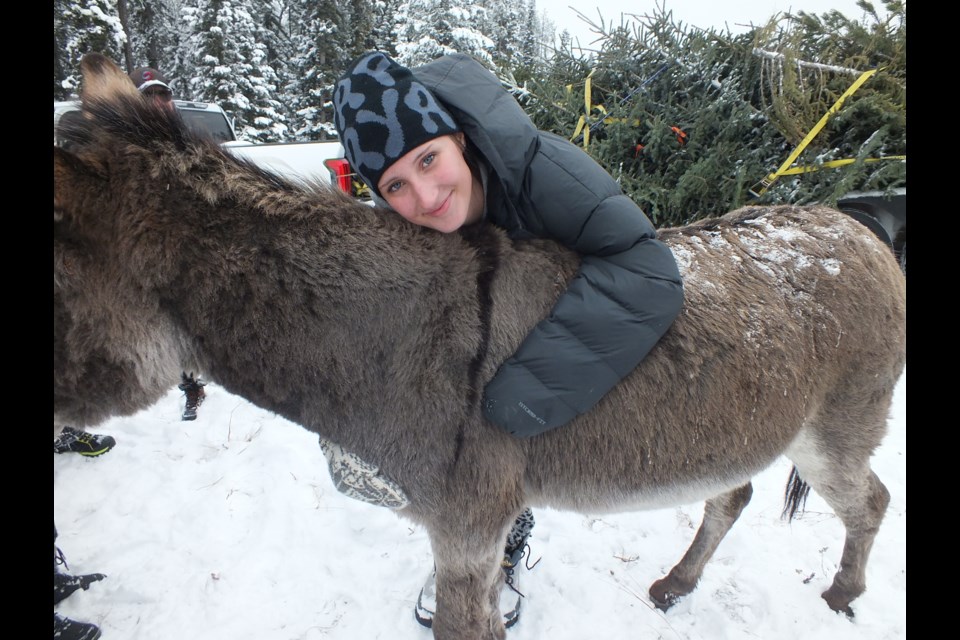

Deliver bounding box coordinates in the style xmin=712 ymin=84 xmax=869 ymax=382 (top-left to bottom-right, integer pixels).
xmin=412 ymin=54 xmax=539 ymax=205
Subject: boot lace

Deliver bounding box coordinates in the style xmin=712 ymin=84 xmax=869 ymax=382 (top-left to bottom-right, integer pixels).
xmin=502 ymin=542 xmax=541 ymax=598
xmin=55 ymin=545 xmax=69 ymax=571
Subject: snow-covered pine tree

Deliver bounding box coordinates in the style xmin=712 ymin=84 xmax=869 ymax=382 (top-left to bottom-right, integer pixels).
xmin=368 ymin=0 xmax=403 ymax=55
xmin=285 ymin=0 xmax=346 ymax=139
xmin=121 ymin=0 xmax=185 ymax=85
xmin=54 ymin=0 xmax=127 ymax=99
xmin=185 ymin=0 xmax=289 ymax=142
xmin=474 ymin=0 xmax=526 ymax=71
xmin=344 ymin=0 xmax=376 ymax=58
xmin=394 ymin=0 xmax=493 ymax=68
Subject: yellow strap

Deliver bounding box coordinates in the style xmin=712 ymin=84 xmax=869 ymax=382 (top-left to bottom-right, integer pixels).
xmin=583 ymin=73 xmax=592 ymax=147
xmin=777 ymin=155 xmax=906 ymax=176
xmin=571 ymin=115 xmax=586 ymax=140
xmin=751 ymin=68 xmax=883 ymax=197
xmin=584 ymin=73 xmax=592 ymax=114
xmin=567 ymin=71 xmax=642 ymax=146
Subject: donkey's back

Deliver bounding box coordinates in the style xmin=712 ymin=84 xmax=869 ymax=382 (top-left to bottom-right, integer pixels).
xmin=519 ymin=204 xmax=905 ymax=511
xmin=491 ymin=203 xmax=904 ymax=622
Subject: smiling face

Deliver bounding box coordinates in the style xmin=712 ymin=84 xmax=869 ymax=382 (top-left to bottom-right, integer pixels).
xmin=376 ymin=133 xmax=484 ymax=234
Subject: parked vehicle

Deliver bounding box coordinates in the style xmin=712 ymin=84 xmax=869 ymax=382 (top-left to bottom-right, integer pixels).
xmin=55 ymin=98 xmax=239 ymax=143
xmin=54 ymin=99 xmax=364 ymax=198
xmin=837 ymin=188 xmax=906 ymax=274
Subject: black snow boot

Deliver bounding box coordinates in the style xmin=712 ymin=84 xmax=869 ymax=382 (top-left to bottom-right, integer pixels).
xmin=178 ymin=371 xmax=207 ymax=421
xmin=55 ymin=571 xmax=107 ymax=605
xmin=54 ymin=612 xmax=102 ymax=640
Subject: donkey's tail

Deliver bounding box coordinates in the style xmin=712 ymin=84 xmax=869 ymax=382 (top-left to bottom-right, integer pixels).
xmin=782 ymin=466 xmax=811 ymax=522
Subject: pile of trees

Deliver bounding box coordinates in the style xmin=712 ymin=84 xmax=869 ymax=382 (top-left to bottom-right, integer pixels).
xmin=54 ymin=1 xmax=906 ymax=222
xmin=518 ymin=2 xmax=906 ymax=224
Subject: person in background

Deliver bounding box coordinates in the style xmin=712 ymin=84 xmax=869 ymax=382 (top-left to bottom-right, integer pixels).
xmin=128 ymin=66 xmax=175 ymax=111
xmin=331 ymin=51 xmax=684 ymax=628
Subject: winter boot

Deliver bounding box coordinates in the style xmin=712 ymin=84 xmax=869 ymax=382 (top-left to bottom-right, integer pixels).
xmin=54 ymin=525 xmax=106 ymax=605
xmin=54 ymin=612 xmax=102 ymax=640
xmin=499 ymin=508 xmax=537 ymax=628
xmin=414 ymin=508 xmax=537 ymax=629
xmin=54 ymin=427 xmax=116 ymax=457
xmin=55 ymin=571 xmax=107 ymax=605
xmin=178 ymin=371 xmax=206 ymax=421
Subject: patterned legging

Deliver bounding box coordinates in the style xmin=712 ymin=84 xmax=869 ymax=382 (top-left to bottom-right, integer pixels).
xmin=319 ymin=436 xmax=535 ymax=549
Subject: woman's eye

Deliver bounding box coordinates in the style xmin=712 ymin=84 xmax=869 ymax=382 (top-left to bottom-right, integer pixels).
xmin=422 ymin=152 xmax=435 ymax=167
xmin=387 ymin=181 xmax=403 ymax=194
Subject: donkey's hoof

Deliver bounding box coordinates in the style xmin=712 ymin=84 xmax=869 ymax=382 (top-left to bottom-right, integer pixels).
xmin=821 ymin=590 xmax=855 ymax=618
xmin=649 ymin=579 xmax=684 ymax=611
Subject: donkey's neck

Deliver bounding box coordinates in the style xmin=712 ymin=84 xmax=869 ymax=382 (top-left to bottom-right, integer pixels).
xmin=146 ymin=186 xmax=487 ymax=446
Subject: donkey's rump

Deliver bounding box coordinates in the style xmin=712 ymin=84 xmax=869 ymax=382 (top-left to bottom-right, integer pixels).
xmin=522 ymin=205 xmax=905 ymax=512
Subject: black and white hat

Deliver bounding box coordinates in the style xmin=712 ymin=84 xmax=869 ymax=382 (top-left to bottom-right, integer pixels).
xmin=333 ymin=52 xmax=459 ymax=196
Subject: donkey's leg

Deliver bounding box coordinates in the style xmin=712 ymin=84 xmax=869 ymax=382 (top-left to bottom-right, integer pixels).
xmin=790 ymin=459 xmax=890 ymax=616
xmin=429 ymin=522 xmax=511 ymax=640
xmin=787 ymin=389 xmax=893 ymax=617
xmin=649 ymin=482 xmax=753 ymax=610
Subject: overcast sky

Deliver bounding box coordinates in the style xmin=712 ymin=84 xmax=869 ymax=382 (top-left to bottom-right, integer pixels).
xmin=538 ymin=1 xmax=879 ymax=45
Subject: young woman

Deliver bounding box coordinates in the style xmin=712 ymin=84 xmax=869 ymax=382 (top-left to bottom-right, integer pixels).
xmin=331 ymin=51 xmax=684 ymax=628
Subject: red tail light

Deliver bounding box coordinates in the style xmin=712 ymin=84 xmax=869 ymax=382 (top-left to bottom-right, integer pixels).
xmin=324 ymin=158 xmax=353 ymax=194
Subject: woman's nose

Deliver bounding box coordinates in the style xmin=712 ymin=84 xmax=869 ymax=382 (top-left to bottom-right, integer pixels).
xmin=410 ymin=180 xmax=433 ymax=210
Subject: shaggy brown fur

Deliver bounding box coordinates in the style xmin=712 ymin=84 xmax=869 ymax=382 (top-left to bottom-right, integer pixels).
xmin=54 ymin=54 xmax=906 ymax=639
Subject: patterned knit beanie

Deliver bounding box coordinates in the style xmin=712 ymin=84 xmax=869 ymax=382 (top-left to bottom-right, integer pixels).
xmin=333 ymin=52 xmax=459 ymax=196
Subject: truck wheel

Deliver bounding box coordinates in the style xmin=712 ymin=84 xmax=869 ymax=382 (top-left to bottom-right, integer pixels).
xmin=840 ymin=207 xmax=894 ymax=248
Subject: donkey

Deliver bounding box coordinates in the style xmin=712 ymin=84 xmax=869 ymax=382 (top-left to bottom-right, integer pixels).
xmin=55 ymin=54 xmax=906 ymax=640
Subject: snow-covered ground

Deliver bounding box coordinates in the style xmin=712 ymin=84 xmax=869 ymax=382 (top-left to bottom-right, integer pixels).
xmin=54 ymin=371 xmax=905 ymax=639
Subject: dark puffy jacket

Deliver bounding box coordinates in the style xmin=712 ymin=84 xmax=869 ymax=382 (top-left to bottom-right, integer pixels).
xmin=414 ymin=54 xmax=684 ymax=437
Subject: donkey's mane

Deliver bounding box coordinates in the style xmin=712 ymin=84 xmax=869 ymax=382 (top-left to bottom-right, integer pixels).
xmin=69 ymin=86 xmax=394 ymax=229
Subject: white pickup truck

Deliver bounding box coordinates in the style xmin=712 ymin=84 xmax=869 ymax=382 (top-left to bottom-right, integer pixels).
xmin=54 ymin=99 xmax=365 ymax=198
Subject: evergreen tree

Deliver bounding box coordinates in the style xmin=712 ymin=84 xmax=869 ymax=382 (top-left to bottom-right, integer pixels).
xmin=345 ymin=0 xmax=375 ymax=57
xmin=286 ymin=0 xmax=346 ymax=139
xmin=255 ymin=0 xmax=299 ymax=133
xmin=124 ymin=0 xmax=184 ymax=80
xmin=394 ymin=0 xmax=493 ymax=68
xmin=370 ymin=0 xmax=403 ymax=55
xmin=508 ymin=0 xmax=556 ymax=84
xmin=747 ymin=1 xmax=906 ymax=204
xmin=472 ymin=0 xmax=526 ymax=70
xmin=54 ymin=0 xmax=127 ymax=99
xmin=186 ymin=0 xmax=289 ymax=141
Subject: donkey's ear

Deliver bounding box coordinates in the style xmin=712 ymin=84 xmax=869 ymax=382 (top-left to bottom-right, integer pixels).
xmin=79 ymin=52 xmax=140 ymax=104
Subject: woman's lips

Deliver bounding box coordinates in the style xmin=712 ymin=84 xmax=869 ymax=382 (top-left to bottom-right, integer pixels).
xmin=425 ymin=194 xmax=451 ymax=217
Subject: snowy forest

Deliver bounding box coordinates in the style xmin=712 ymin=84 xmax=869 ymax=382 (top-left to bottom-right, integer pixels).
xmin=53 ymin=0 xmax=906 ymax=224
